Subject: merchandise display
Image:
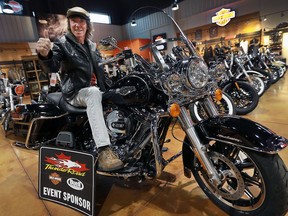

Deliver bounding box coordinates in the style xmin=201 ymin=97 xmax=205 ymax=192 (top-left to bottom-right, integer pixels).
xmin=21 ymin=55 xmax=49 ymax=101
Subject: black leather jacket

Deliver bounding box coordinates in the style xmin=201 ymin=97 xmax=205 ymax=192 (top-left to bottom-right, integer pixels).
xmin=39 ymin=32 xmax=106 ymax=100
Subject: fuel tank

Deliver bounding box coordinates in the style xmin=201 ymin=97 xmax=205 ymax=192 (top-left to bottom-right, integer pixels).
xmin=107 ymin=73 xmax=167 ymax=107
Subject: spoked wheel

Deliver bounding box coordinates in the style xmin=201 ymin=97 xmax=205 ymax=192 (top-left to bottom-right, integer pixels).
xmin=248 ymin=75 xmax=266 ymax=96
xmin=269 ymin=66 xmax=281 ymax=84
xmin=189 ymin=92 xmax=235 ymax=122
xmin=280 ymin=65 xmax=287 ymax=75
xmin=223 ymin=81 xmax=259 ymax=115
xmin=277 ymin=66 xmax=286 ymax=78
xmin=250 ymin=68 xmax=273 ymax=89
xmin=2 ymin=110 xmax=12 ymax=137
xmin=184 ymin=142 xmax=288 ymax=216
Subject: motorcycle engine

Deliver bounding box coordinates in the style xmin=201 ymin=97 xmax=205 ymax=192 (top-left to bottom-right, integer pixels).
xmin=105 ymin=108 xmax=133 ymax=140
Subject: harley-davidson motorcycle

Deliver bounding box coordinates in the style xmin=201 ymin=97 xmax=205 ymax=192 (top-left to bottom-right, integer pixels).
xmin=208 ymin=46 xmax=260 ymax=115
xmin=10 ymin=8 xmax=288 ymax=216
xmin=0 ymin=76 xmax=25 ymax=136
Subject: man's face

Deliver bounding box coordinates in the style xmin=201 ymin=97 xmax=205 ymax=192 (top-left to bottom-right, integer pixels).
xmin=69 ymin=17 xmax=87 ymax=41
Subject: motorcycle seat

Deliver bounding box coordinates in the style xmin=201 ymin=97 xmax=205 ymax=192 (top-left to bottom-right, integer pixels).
xmin=46 ymin=92 xmax=87 ymax=114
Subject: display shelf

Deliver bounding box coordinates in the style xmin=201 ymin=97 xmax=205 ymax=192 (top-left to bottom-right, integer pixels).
xmin=264 ymin=27 xmax=288 ymax=55
xmin=21 ymin=55 xmax=49 ymax=101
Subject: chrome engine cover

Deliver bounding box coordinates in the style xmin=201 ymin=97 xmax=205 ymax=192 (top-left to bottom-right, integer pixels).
xmin=105 ymin=109 xmax=133 ymax=140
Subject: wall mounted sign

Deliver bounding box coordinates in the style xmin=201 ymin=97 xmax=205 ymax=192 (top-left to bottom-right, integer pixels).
xmin=8 ymin=0 xmax=23 ymax=13
xmin=152 ymin=33 xmax=167 ymax=51
xmin=195 ymin=29 xmax=202 ymax=40
xmin=212 ymin=8 xmax=235 ymax=27
xmin=209 ymin=26 xmax=218 ymax=38
xmin=0 ymin=0 xmax=23 ymax=14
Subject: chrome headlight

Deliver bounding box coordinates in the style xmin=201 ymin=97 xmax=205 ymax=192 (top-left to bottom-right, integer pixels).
xmin=186 ymin=58 xmax=209 ymax=89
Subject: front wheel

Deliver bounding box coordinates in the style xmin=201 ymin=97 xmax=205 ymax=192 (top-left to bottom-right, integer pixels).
xmin=190 ymin=93 xmax=235 ymax=122
xmin=2 ymin=110 xmax=12 ymax=137
xmin=269 ymin=66 xmax=281 ymax=83
xmin=184 ymin=143 xmax=288 ymax=216
xmin=223 ymin=81 xmax=259 ymax=115
xmin=247 ymin=74 xmax=266 ymax=96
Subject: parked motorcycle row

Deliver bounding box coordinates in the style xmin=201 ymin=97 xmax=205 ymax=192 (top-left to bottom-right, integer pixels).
xmin=1 ymin=8 xmax=288 ymax=216
xmin=202 ymin=41 xmax=286 ymax=116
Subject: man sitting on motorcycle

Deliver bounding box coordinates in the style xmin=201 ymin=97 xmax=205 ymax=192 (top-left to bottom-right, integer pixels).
xmin=35 ymin=6 xmax=124 ymax=171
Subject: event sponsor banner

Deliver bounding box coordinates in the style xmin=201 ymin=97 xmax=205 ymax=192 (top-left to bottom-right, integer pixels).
xmin=39 ymin=146 xmax=94 ymax=216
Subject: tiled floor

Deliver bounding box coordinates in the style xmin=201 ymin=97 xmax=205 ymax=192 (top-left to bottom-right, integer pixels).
xmin=1 ymin=73 xmax=288 ymax=216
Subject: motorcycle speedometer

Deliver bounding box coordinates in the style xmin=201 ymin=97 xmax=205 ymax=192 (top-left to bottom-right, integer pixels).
xmin=186 ymin=58 xmax=209 ymax=89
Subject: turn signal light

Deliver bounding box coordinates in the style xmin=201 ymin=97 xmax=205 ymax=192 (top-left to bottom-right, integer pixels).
xmin=169 ymin=103 xmax=181 ymax=117
xmin=215 ymin=89 xmax=223 ymax=101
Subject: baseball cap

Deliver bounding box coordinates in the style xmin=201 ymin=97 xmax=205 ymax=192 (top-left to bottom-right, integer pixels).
xmin=66 ymin=7 xmax=90 ymax=20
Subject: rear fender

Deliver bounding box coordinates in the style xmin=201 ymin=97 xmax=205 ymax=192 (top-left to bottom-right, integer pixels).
xmin=16 ymin=103 xmax=63 ymax=117
xmin=12 ymin=103 xmax=67 ymax=148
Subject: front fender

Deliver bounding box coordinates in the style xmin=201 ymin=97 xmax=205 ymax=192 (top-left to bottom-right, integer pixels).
xmin=194 ymin=115 xmax=287 ymax=153
xmin=182 ymin=115 xmax=287 ymax=175
xmin=236 ymin=70 xmax=266 ymax=79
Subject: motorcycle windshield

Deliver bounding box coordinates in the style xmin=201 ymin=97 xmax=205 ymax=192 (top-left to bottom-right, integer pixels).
xmin=125 ymin=7 xmax=210 ymax=104
xmin=98 ymin=7 xmax=212 ymax=106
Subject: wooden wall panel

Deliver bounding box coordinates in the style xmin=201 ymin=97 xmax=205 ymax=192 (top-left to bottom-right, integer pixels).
xmin=0 ymin=43 xmax=32 ymax=62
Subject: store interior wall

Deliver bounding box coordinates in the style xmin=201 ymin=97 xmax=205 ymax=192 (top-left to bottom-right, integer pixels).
xmin=283 ymin=33 xmax=288 ymax=61
xmin=175 ymin=0 xmax=287 ymax=31
xmin=0 ymin=14 xmax=38 ymax=43
xmin=0 ymin=0 xmax=287 ymax=62
xmin=260 ymin=0 xmax=288 ymax=29
xmin=92 ymin=23 xmax=124 ymax=45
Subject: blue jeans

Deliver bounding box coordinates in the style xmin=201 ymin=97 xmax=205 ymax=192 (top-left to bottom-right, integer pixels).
xmin=68 ymin=86 xmax=110 ymax=148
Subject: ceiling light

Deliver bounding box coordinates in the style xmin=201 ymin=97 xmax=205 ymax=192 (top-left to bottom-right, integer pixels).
xmin=131 ymin=18 xmax=137 ymax=27
xmin=172 ymin=1 xmax=179 ymax=11
xmin=3 ymin=3 xmax=14 ymax=14
xmin=263 ymin=16 xmax=267 ymax=21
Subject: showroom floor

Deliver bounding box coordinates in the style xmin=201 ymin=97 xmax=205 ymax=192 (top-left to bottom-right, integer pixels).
xmin=0 ymin=73 xmax=288 ymax=216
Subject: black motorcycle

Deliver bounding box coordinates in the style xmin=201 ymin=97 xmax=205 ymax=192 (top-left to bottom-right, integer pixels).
xmin=0 ymin=77 xmax=25 ymax=136
xmin=209 ymin=47 xmax=260 ymax=115
xmin=248 ymin=43 xmax=282 ymax=84
xmin=11 ymin=8 xmax=288 ymax=216
xmin=232 ymin=45 xmax=267 ymax=96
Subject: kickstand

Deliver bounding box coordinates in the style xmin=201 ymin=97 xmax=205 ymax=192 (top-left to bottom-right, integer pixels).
xmin=14 ymin=142 xmax=26 ymax=148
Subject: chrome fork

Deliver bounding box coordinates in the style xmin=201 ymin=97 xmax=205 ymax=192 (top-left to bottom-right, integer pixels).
xmin=178 ymin=102 xmax=221 ymax=186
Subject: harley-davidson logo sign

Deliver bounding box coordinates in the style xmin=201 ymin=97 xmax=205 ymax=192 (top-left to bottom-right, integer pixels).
xmin=49 ymin=172 xmax=62 ymax=185
xmin=7 ymin=0 xmax=23 ymax=13
xmin=212 ymin=8 xmax=235 ymax=27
